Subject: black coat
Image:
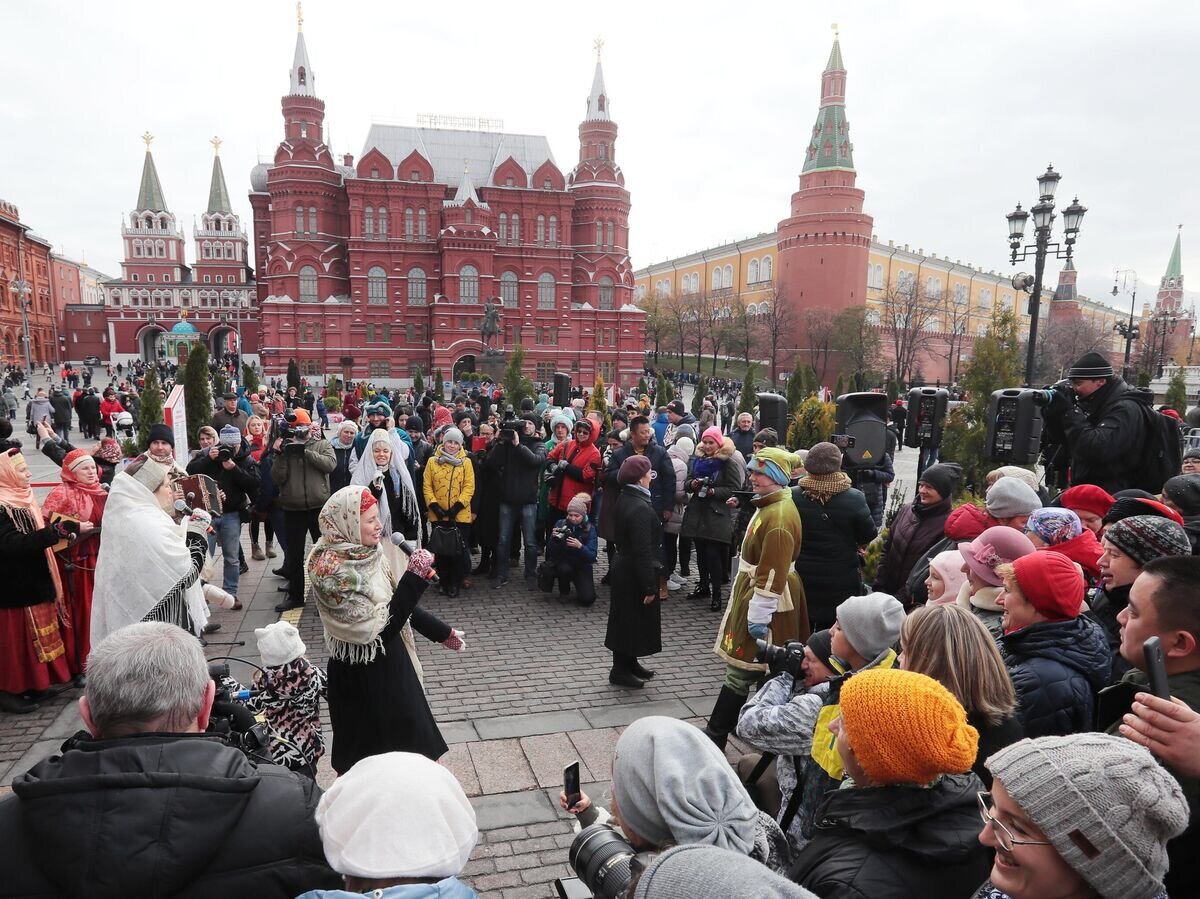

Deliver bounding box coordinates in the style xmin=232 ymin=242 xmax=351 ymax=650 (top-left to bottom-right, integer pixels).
xmin=0 ymin=732 xmax=338 ymax=899
xmin=49 ymin=393 xmax=72 ymax=427
xmin=790 ymin=772 xmax=992 ymax=899
xmin=847 ymin=453 xmax=895 ymax=529
xmin=605 ymin=488 xmax=662 ymax=658
xmin=327 ymin=571 xmax=451 ymax=773
xmin=0 ymin=506 xmax=61 ymax=609
xmin=970 ymin=711 xmax=1024 ymax=788
xmin=1002 ymin=615 xmax=1111 ymax=739
xmin=790 ymin=484 xmax=878 ymax=629
xmin=484 ymin=436 xmax=547 ymax=505
xmin=872 ymin=497 xmax=952 ymax=605
xmin=186 ymin=440 xmax=259 ymax=514
xmin=1060 ymin=377 xmax=1153 ymax=494
xmin=605 ymin=441 xmax=675 ymax=517
xmin=1086 ymin=583 xmax=1134 ymax=683
xmin=471 ymin=447 xmax=501 ymax=547
xmin=329 ymin=443 xmax=355 ymax=494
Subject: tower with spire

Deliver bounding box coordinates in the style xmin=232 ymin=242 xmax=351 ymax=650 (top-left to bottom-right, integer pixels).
xmin=121 ymin=132 xmax=187 ymax=285
xmin=776 ymin=28 xmax=874 ymax=370
xmin=193 ymin=137 xmax=250 ymax=289
xmin=1156 ymin=226 xmax=1185 ymax=312
xmin=568 ymin=38 xmax=633 ymax=311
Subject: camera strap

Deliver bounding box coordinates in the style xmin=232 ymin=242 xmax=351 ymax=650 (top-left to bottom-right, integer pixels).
xmin=779 ymin=756 xmax=805 ymax=833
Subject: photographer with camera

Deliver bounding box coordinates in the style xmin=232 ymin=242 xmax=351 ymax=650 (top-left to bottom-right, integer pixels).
xmin=0 ymin=621 xmax=339 ymax=898
xmin=542 ymin=492 xmax=598 ymax=605
xmin=1040 ymin=352 xmax=1156 ymax=494
xmin=483 ymin=419 xmax=545 ymax=589
xmin=271 ymin=408 xmax=337 ymax=612
xmin=187 ymin=425 xmax=258 ymax=609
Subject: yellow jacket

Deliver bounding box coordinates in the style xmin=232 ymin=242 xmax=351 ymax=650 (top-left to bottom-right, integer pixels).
xmin=423 ymin=446 xmax=475 ymax=523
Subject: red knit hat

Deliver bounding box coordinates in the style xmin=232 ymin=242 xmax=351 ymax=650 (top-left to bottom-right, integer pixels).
xmin=1012 ymin=551 xmax=1085 ymax=621
xmin=1059 ymin=484 xmax=1114 ymax=521
xmin=62 ymin=449 xmax=92 ymax=471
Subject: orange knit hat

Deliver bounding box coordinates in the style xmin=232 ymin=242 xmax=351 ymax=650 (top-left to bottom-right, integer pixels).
xmin=839 ymin=668 xmax=978 ymax=785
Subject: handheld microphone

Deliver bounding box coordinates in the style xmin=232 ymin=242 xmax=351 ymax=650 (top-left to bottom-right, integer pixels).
xmin=390 ymin=533 xmax=418 ymax=556
xmin=174 ymin=498 xmax=193 ymax=515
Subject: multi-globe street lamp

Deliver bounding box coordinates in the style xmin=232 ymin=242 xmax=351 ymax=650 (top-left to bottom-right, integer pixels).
xmin=1111 ymin=270 xmax=1140 ymax=381
xmin=1146 ymin=308 xmax=1181 ymax=379
xmin=9 ymin=279 xmax=34 ymax=379
xmin=1006 ymin=165 xmax=1088 ymax=385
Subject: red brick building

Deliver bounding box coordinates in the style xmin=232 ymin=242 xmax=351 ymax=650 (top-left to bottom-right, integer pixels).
xmin=249 ymin=24 xmax=645 ymax=387
xmin=0 ymin=200 xmax=57 ymax=368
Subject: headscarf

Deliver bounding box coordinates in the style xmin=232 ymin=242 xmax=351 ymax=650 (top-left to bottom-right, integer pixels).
xmin=331 ymin=420 xmax=359 ymax=450
xmin=94 ymin=438 xmax=122 ymax=465
xmin=1026 ymin=507 xmax=1083 ymax=545
xmin=0 ymin=449 xmax=64 ymax=605
xmin=432 ymin=404 xmax=453 ymax=431
xmin=43 ymin=451 xmax=108 ymax=524
xmin=351 ymin=428 xmax=419 ymax=536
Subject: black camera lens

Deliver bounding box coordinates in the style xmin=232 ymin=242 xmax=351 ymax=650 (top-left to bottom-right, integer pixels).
xmin=569 ymin=824 xmax=638 ymax=899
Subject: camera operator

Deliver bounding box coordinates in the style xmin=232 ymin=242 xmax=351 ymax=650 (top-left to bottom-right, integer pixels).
xmin=1041 ymin=352 xmax=1154 ymax=494
xmin=271 ymin=408 xmax=336 ymax=612
xmin=542 ymin=493 xmax=598 ymax=605
xmin=187 ymin=425 xmax=258 ymax=609
xmin=0 ymin=622 xmax=339 ymax=898
xmin=484 ymin=418 xmax=546 ymax=589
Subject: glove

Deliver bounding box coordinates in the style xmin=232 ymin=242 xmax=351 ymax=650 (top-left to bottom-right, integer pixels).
xmin=406 ymin=548 xmax=436 ymax=580
xmin=747 ymin=622 xmax=769 ymax=640
xmin=429 ymin=502 xmax=446 ymax=519
xmin=448 ymin=502 xmax=465 ymax=517
xmin=443 ymin=628 xmax=466 ymax=652
xmin=187 ymin=509 xmax=213 ymax=536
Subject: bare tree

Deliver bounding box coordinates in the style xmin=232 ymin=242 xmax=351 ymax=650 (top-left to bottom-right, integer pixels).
xmin=660 ymin=289 xmax=690 ymax=368
xmin=1037 ymin=314 xmax=1112 ymax=383
xmin=831 ymin=307 xmax=882 ymax=390
xmin=728 ymin=292 xmax=758 ymax=365
xmin=702 ymin=291 xmax=734 ymax=375
xmin=879 ymin=274 xmax=942 ymax=384
xmin=640 ymin=291 xmax=666 ymax=363
xmin=803 ymin=308 xmax=836 ymax=383
xmin=941 ymin=291 xmax=972 ymax=384
xmin=755 ymin=286 xmax=798 ymax=387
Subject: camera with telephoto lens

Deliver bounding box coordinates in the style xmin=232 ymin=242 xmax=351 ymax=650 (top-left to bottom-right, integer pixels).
xmin=755 ymin=638 xmax=806 ymax=680
xmin=554 ymin=823 xmax=658 ymax=899
xmin=279 ymin=412 xmax=311 ymax=443
xmin=1030 ymin=379 xmax=1074 ymax=415
xmin=206 ymin=661 xmax=270 ymax=760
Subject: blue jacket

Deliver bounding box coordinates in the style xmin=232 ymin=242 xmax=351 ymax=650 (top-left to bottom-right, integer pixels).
xmin=298 ymin=878 xmax=477 ymax=899
xmin=547 ymin=517 xmax=598 ymax=568
xmin=651 ymin=411 xmax=669 ymax=446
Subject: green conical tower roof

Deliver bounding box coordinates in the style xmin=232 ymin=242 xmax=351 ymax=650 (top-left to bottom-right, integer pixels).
xmin=207 ymin=153 xmax=233 ymax=215
xmin=1164 ymin=227 xmax=1183 ymax=284
xmin=136 ymin=148 xmax=169 ymax=212
xmin=802 ymin=36 xmax=855 ymax=175
xmin=826 ymin=36 xmax=844 ymax=71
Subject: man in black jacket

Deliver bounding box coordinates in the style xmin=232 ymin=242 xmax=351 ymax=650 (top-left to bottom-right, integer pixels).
xmin=485 ymin=418 xmax=547 ymax=588
xmin=1043 ymin=352 xmax=1153 ymax=494
xmin=0 ymin=622 xmax=338 ymax=899
xmin=48 ymin=386 xmax=73 ymax=441
xmin=187 ymin=425 xmax=258 ymax=608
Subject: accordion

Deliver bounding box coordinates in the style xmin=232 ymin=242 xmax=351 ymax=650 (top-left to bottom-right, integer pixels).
xmin=177 ymin=473 xmax=223 ymax=516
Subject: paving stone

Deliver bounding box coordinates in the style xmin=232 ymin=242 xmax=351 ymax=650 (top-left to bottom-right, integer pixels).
xmin=41 ymin=702 xmax=84 ymax=739
xmin=471 ymin=870 xmax=523 ymax=891
xmin=566 ymin=727 xmax=622 ymax=781
xmin=441 ymin=720 xmax=480 ymax=744
xmin=471 ymin=791 xmax=558 ymax=831
xmin=582 ymin=698 xmax=693 ymax=728
xmin=468 ymin=738 xmax=537 ymax=794
xmin=681 ymin=694 xmax=716 ymax=717
xmin=440 ymin=741 xmax=481 ymax=797
xmin=518 ymin=731 xmax=595 ymax=789
xmin=475 ymin=709 xmax=589 ymax=741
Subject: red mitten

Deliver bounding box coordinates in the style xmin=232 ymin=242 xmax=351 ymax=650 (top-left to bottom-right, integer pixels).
xmin=406 ymin=548 xmax=436 ymax=581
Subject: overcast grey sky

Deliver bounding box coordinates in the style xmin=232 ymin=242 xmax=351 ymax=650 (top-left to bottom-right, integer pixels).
xmin=2 ymin=0 xmax=1195 ymax=313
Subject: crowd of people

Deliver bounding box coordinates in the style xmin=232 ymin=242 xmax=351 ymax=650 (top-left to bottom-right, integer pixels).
xmin=2 ymin=349 xmax=1200 ymax=898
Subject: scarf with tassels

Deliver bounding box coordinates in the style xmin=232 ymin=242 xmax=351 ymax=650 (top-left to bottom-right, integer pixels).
xmin=798 ymin=470 xmax=852 ymax=504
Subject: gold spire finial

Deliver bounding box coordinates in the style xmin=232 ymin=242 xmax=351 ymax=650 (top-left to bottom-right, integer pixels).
xmin=142 ymin=131 xmax=154 ymax=149
xmin=297 ymin=0 xmax=303 ymax=32
xmin=594 ymin=37 xmax=604 ymax=61
xmin=463 ymin=158 xmax=469 ymax=174
xmin=210 ymin=135 xmax=222 ymax=154
xmin=832 ymin=22 xmax=839 ymax=38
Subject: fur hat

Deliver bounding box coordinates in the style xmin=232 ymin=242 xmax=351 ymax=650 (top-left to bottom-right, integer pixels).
xmin=255 ymin=620 xmax=307 ymax=667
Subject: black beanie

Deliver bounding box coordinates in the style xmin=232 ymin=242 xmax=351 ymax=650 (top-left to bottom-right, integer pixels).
xmin=148 ymin=423 xmax=175 ymax=448
xmin=1164 ymin=474 xmax=1200 ymax=517
xmin=806 ymin=629 xmax=834 ymax=669
xmin=917 ymin=462 xmax=962 ymax=500
xmin=1067 ymin=352 xmax=1115 ymax=379
xmin=520 ymin=397 xmax=535 ymax=411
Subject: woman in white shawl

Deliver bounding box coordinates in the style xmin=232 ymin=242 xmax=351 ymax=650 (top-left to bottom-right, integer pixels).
xmin=350 ymin=427 xmax=420 ymax=553
xmin=309 ymin=486 xmax=464 ymax=772
xmin=91 ymin=456 xmax=213 ymax=643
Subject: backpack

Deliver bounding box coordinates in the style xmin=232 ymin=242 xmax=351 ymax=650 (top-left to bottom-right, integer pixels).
xmin=1133 ymin=404 xmax=1183 ymax=494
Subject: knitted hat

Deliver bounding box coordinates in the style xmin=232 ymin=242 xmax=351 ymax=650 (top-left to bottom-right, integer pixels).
xmin=672 ymin=436 xmax=695 ymax=459
xmin=1025 ymin=507 xmax=1082 ymax=546
xmin=218 ymin=424 xmax=242 ymax=446
xmin=840 ymin=668 xmax=978 ymax=785
xmin=566 ymin=492 xmax=591 ymax=517
xmin=1059 ymin=484 xmax=1115 ymax=521
xmin=289 ymin=408 xmax=312 ymax=424
xmin=62 ymin=448 xmax=92 ymax=471
xmin=315 ymin=752 xmax=478 ymax=879
xmin=959 ymin=525 xmax=1036 ymax=587
xmin=632 ymin=845 xmax=817 ymax=899
xmin=928 ymin=550 xmax=969 ymax=601
xmin=365 ymin=400 xmax=392 ymax=417
xmin=1163 ymin=473 xmax=1200 ymax=516
xmin=1011 ymin=551 xmax=1085 ymax=621
xmin=1067 ymin=352 xmax=1115 ymax=379
xmin=612 ymin=717 xmax=757 ymax=854
xmin=403 ymin=417 xmax=424 ymax=434
xmin=701 ymin=426 xmax=724 ymax=446
xmin=441 ymin=427 xmax=464 ymax=446
xmin=836 ymin=592 xmax=905 ymax=660
xmin=674 ymin=423 xmax=697 ymax=443
xmin=147 ymin=423 xmax=174 ymax=448
xmin=666 ymin=400 xmax=687 ymax=416
xmin=987 ymin=734 xmax=1188 ymax=899
xmin=551 ymin=412 xmax=573 ymax=432
xmin=748 ymin=446 xmax=804 ymax=486
xmin=917 ymin=462 xmax=962 ymax=500
xmin=753 ymin=428 xmax=779 ymax=447
xmin=804 ymin=442 xmax=843 ymax=475
xmin=1184 ymin=445 xmax=1200 ymax=462
xmin=618 ymin=454 xmax=652 ymax=484
xmin=805 ymin=629 xmax=834 ymax=669
xmin=254 ymin=620 xmax=307 ymax=667
xmin=990 ymin=465 xmax=1040 ymax=493
xmin=985 ymin=477 xmax=1043 ymax=518
xmin=1103 ymin=496 xmax=1184 ymax=527
xmin=1103 ymin=515 xmax=1191 ymax=567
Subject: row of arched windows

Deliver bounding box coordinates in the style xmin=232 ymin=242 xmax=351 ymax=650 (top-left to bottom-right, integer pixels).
xmin=132 ymin=214 xmax=170 ymax=230
xmin=295 ymin=206 xmax=318 ymax=236
xmin=595 ymin=220 xmax=617 ymax=250
xmin=201 ymin=241 xmax=237 ymax=260
xmin=132 ymin=239 xmax=167 ymax=258
xmin=747 ymin=256 xmax=773 ymax=284
xmin=362 ymin=206 xmax=432 ymax=241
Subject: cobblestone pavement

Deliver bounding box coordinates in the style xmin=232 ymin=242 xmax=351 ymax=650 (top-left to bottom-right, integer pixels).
xmin=0 ymin=395 xmax=924 ymax=897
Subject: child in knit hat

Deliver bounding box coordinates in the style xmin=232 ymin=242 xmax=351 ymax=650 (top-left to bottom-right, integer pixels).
xmin=790 ymin=668 xmax=990 ymax=899
xmin=541 ymin=492 xmax=598 ymax=605
xmin=978 ymin=734 xmax=1188 ymax=899
xmin=244 ymin=620 xmax=328 ymax=774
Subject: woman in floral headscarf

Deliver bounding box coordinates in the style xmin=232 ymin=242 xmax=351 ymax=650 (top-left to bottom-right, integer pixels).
xmin=42 ymin=449 xmax=108 ymax=678
xmin=0 ymin=448 xmax=84 ymax=713
xmin=308 ymin=485 xmax=464 ymax=773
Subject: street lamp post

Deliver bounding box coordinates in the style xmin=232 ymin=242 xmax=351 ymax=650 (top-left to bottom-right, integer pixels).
xmin=1111 ymin=270 xmax=1139 ymax=380
xmin=1006 ymin=165 xmax=1088 ymax=385
xmin=1147 ymin=309 xmax=1181 ymax=379
xmin=9 ymin=279 xmax=34 ymax=382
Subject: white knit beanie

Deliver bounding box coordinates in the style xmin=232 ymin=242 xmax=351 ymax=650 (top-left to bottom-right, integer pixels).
xmin=254 ymin=620 xmax=306 ymax=668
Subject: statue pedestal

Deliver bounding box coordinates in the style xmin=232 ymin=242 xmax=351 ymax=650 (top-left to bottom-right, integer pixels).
xmin=477 ymin=349 xmax=507 ymax=384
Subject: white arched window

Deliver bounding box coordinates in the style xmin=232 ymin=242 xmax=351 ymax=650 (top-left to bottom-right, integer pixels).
xmin=607 ymin=222 xmax=615 ymax=249
xmin=924 ymin=317 xmax=939 ymax=333
xmin=866 ymin=309 xmax=881 ymax=325
xmin=748 ymin=259 xmax=760 ymax=283
xmin=364 ymin=207 xmax=374 ymax=238
xmin=500 ymin=271 xmax=518 ymax=307
xmin=595 ymin=222 xmax=603 ymax=248
xmin=156 ymin=240 xmax=165 ymax=257
xmin=295 ymin=207 xmax=304 ymax=234
xmin=224 ymin=241 xmax=234 ymax=258
xmin=537 ymin=215 xmax=545 ymax=246
xmin=367 ymin=266 xmax=387 ymax=304
xmin=459 ymin=265 xmax=479 ymax=304
xmin=722 ymin=265 xmax=733 ymax=289
xmin=407 ymin=268 xmax=426 ymax=305
xmin=690 ymin=273 xmax=699 ymax=294
xmin=537 ymin=273 xmax=555 ymax=309
xmin=598 ymin=276 xmax=614 ymax=310
xmin=548 ymin=215 xmax=558 ymax=246
xmin=498 ymin=213 xmax=507 ymax=244
xmin=510 ymin=214 xmax=519 ymax=244
xmin=132 ymin=239 xmax=143 ymax=257
xmin=762 ymin=256 xmax=773 ymax=281
xmin=979 ymin=288 xmax=993 ymax=309
xmin=377 ymin=207 xmax=388 ymax=238
xmin=926 ymin=277 xmax=942 ymax=300
xmin=308 ymin=207 xmax=317 ymax=234
xmin=405 ymin=208 xmax=414 ymax=239
xmin=711 ymin=269 xmax=722 ymax=292
xmin=299 ymin=266 xmax=318 ymax=303
xmin=417 ymin=208 xmax=427 ymax=240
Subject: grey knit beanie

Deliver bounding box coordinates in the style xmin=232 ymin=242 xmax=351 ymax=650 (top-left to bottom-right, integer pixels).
xmin=611 ymin=717 xmax=757 ymax=854
xmin=1104 ymin=514 xmax=1191 ymax=567
xmin=804 ymin=441 xmax=843 ymax=475
xmin=987 ymin=734 xmax=1188 ymax=899
xmin=632 ymin=844 xmax=817 ymax=899
xmin=985 ymin=477 xmax=1043 ymax=518
xmin=835 ymin=592 xmax=904 ymax=660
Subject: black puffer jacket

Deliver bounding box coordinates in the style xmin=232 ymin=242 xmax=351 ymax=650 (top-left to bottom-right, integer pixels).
xmin=1002 ymin=615 xmax=1111 ymax=738
xmin=1058 ymin=377 xmax=1153 ymax=494
xmin=790 ymin=772 xmax=992 ymax=899
xmin=0 ymin=732 xmax=338 ymax=899
xmin=791 ymin=483 xmax=878 ymax=629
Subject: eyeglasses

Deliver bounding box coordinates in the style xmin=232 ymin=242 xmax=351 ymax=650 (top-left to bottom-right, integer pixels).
xmin=977 ymin=792 xmax=1053 ymax=852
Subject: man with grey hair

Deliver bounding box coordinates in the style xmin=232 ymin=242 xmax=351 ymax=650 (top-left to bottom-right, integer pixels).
xmin=0 ymin=622 xmax=338 ymax=898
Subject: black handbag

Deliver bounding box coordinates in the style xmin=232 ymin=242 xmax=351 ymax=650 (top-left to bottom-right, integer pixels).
xmin=428 ymin=524 xmax=461 ymax=558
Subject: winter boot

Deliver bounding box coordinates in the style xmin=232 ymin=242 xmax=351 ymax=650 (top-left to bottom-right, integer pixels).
xmin=264 ymin=538 xmax=278 ymax=559
xmin=704 ymin=685 xmax=747 ymax=751
xmin=251 ymin=542 xmax=266 ymax=561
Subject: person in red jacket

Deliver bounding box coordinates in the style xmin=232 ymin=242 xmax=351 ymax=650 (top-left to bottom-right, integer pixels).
xmin=98 ymin=388 xmax=126 ymax=438
xmin=546 ymin=419 xmax=602 ymax=527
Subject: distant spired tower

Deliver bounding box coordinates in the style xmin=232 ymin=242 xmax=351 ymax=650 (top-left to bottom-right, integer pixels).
xmin=121 ymin=132 xmax=187 ymax=284
xmin=776 ymin=28 xmax=874 ymax=374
